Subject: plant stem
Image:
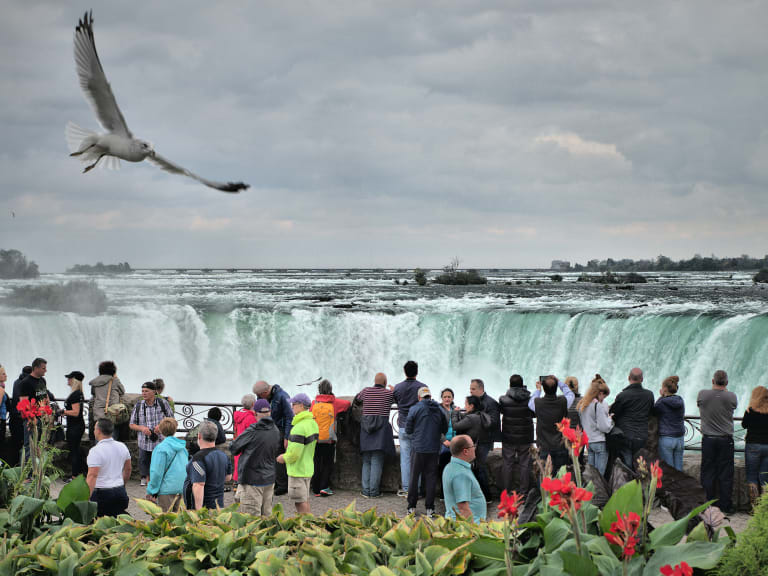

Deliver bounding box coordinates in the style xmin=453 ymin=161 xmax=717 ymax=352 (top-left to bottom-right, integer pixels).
xmin=503 ymin=521 xmax=513 ymax=576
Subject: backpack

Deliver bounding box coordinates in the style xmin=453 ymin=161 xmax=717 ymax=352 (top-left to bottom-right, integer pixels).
xmin=312 ymin=401 xmax=336 ymax=443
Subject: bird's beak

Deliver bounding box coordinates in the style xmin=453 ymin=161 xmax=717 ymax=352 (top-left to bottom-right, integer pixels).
xmin=149 ymin=150 xmax=156 ymax=158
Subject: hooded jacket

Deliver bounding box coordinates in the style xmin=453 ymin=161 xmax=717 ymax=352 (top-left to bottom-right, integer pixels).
xmin=654 ymin=394 xmax=685 ymax=437
xmin=284 ymin=410 xmax=319 ymax=478
xmin=230 ymin=416 xmax=281 ymax=486
xmin=406 ymin=398 xmax=448 ymax=453
xmin=146 ymin=436 xmax=188 ymax=496
xmin=499 ymin=387 xmax=534 ymax=445
xmin=451 ymin=410 xmax=486 ymax=445
xmin=268 ymin=384 xmax=294 ymax=437
xmin=89 ymin=374 xmax=125 ymax=420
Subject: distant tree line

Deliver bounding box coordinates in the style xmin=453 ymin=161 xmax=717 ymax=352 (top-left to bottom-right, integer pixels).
xmin=66 ymin=262 xmax=132 ymax=274
xmin=568 ymin=254 xmax=768 ymax=272
xmin=0 ymin=249 xmax=39 ymax=279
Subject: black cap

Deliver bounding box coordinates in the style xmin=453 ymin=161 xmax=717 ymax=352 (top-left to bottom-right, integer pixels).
xmin=142 ymin=381 xmax=157 ymax=391
xmin=65 ymin=370 xmax=84 ymax=381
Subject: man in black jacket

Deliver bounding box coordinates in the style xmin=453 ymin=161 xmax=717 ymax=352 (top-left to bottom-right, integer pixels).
xmin=470 ymin=378 xmax=500 ymax=500
xmin=498 ymin=374 xmax=535 ymax=496
xmin=611 ymin=368 xmax=654 ymax=470
xmin=230 ymin=399 xmax=281 ymax=516
xmin=530 ymin=376 xmax=572 ymax=474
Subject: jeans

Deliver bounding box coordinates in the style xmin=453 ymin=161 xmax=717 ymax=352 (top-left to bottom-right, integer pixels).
xmin=619 ymin=436 xmax=647 ymax=470
xmin=362 ymin=450 xmax=385 ymax=497
xmin=311 ymin=443 xmax=335 ymax=494
xmin=701 ymin=435 xmax=734 ymax=512
xmin=745 ymin=443 xmax=768 ymax=487
xmin=502 ymin=443 xmax=532 ymax=496
xmin=66 ymin=422 xmax=85 ymax=478
xmin=91 ymin=485 xmax=129 ymax=517
xmin=587 ymin=441 xmax=609 ymax=476
xmin=474 ymin=442 xmax=492 ymax=499
xmin=407 ymin=452 xmax=439 ymax=510
xmin=138 ymin=448 xmax=153 ymax=478
xmin=658 ymin=435 xmax=684 ymax=471
xmin=398 ymin=427 xmax=413 ymax=491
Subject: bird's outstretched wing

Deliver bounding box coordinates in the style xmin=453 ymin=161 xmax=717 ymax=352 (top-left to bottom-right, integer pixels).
xmin=74 ymin=11 xmax=132 ymax=138
xmin=148 ymin=153 xmax=250 ymax=193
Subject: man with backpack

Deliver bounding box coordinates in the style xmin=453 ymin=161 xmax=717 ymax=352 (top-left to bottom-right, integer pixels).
xmin=129 ymin=381 xmax=172 ymax=487
xmin=310 ymin=379 xmax=351 ymax=497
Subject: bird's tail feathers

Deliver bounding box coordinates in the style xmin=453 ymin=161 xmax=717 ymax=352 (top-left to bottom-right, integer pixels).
xmin=65 ymin=122 xmax=120 ymax=170
xmin=65 ymin=121 xmax=97 ymax=154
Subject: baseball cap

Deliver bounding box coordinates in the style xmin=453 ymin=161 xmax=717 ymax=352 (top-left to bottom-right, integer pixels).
xmin=141 ymin=381 xmax=157 ymax=391
xmin=65 ymin=370 xmax=85 ymax=381
xmin=418 ymin=386 xmax=431 ymax=399
xmin=253 ymin=399 xmax=271 ymax=413
xmin=289 ymin=393 xmax=312 ymax=407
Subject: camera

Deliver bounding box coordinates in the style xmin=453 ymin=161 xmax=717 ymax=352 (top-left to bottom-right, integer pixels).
xmin=149 ymin=431 xmax=159 ymax=443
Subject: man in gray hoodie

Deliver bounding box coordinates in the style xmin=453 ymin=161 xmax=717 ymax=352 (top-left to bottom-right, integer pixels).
xmin=89 ymin=361 xmax=125 ymax=442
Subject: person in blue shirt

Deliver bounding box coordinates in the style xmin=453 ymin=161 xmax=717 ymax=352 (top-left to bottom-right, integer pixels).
xmin=442 ymin=434 xmax=487 ymax=523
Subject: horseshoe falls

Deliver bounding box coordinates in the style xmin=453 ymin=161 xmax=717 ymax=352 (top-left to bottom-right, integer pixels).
xmin=1 ymin=270 xmax=766 ymax=411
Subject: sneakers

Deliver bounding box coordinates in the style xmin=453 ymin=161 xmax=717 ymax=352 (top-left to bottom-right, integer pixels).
xmin=369 ymin=493 xmax=382 ymax=499
xmin=140 ymin=477 xmax=147 ymax=487
xmin=320 ymin=488 xmax=334 ymax=496
xmin=425 ymin=508 xmax=434 ymax=519
xmin=407 ymin=507 xmax=415 ymax=515
xmin=397 ymin=489 xmax=408 ymax=498
xmin=360 ymin=492 xmax=370 ymax=499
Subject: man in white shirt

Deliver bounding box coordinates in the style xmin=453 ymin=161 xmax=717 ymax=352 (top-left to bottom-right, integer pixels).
xmin=87 ymin=418 xmax=131 ymax=517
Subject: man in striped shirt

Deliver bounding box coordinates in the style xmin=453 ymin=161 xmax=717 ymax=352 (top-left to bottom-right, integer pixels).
xmin=356 ymin=373 xmax=395 ymax=498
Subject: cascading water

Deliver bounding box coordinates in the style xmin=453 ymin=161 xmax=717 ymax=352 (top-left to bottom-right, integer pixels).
xmin=2 ymin=269 xmax=766 ymax=412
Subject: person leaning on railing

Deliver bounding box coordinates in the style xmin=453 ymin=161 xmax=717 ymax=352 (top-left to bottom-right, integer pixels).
xmin=654 ymin=376 xmax=685 ymax=471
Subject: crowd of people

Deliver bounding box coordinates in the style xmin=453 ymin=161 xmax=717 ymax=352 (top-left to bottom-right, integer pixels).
xmin=1 ymin=356 xmax=767 ymax=520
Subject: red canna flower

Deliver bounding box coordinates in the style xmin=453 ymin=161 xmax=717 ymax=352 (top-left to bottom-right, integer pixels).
xmin=557 ymin=417 xmax=589 ymax=456
xmin=604 ymin=510 xmax=641 ymax=559
xmin=541 ymin=472 xmax=593 ymax=517
xmin=660 ymin=562 xmax=692 ymax=576
xmin=40 ymin=404 xmax=53 ymax=416
xmin=17 ymin=397 xmax=41 ymax=420
xmin=650 ymin=460 xmax=663 ymax=489
xmin=497 ymin=490 xmax=525 ymax=520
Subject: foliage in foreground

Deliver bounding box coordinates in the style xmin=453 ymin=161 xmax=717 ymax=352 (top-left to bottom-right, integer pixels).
xmin=716 ymin=492 xmax=768 ymax=576
xmin=1 ymin=486 xmax=729 ymax=576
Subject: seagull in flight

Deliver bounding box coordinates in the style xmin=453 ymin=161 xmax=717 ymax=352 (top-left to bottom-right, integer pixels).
xmin=66 ymin=11 xmax=249 ymax=193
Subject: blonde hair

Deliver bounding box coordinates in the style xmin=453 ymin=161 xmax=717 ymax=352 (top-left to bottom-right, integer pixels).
xmin=578 ymin=374 xmax=610 ymax=412
xmin=662 ymin=375 xmax=679 ymax=395
xmin=69 ymin=377 xmax=83 ymax=393
xmin=748 ymin=386 xmax=768 ymax=414
xmin=565 ymin=376 xmax=579 ymax=394
xmin=158 ymin=417 xmax=178 ymax=437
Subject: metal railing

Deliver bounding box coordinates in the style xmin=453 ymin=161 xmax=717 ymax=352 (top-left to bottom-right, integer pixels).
xmin=56 ymin=398 xmax=746 ymax=451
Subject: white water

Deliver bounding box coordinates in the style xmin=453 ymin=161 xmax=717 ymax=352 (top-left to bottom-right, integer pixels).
xmin=1 ymin=270 xmax=766 ymax=412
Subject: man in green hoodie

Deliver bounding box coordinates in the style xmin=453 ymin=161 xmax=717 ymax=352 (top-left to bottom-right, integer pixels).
xmin=276 ymin=393 xmax=318 ymax=515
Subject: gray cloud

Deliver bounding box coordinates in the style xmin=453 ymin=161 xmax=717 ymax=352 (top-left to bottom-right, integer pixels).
xmin=1 ymin=0 xmax=767 ymax=270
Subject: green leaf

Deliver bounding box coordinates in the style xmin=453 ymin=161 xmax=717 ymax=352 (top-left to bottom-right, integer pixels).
xmin=134 ymin=498 xmax=162 ymax=516
xmin=10 ymin=495 xmax=46 ymax=522
xmin=642 ymin=541 xmax=728 ymax=576
xmin=684 ymin=522 xmax=708 ymax=543
xmin=115 ymin=561 xmax=158 ymax=576
xmin=592 ymin=554 xmax=621 ymax=576
xmin=543 ymin=517 xmax=571 ymax=553
xmin=648 ymin=500 xmax=713 ymax=549
xmin=559 ymin=551 xmax=598 ymax=576
xmin=56 ymin=476 xmax=89 ymax=512
xmin=57 ymin=553 xmax=78 ymax=576
xmin=63 ymin=500 xmax=98 ymax=524
xmin=599 ymin=481 xmax=642 ymax=535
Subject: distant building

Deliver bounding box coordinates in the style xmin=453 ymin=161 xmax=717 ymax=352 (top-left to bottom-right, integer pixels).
xmin=550 ymin=260 xmax=571 ymax=271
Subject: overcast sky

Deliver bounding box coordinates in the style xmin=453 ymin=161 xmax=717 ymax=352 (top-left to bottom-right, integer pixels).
xmin=1 ymin=1 xmax=767 ymax=271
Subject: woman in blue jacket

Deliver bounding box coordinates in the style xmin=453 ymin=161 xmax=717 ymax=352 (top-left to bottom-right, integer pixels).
xmin=146 ymin=417 xmax=189 ymax=511
xmin=654 ymin=376 xmax=685 ymax=471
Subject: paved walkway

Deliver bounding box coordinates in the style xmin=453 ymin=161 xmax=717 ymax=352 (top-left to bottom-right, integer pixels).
xmin=51 ymin=479 xmax=751 ymax=534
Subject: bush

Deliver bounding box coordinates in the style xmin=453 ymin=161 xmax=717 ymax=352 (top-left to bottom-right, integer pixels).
xmin=413 ymin=268 xmax=428 ymax=286
xmin=550 ymin=274 xmax=563 ymax=282
xmin=4 ymin=280 xmax=107 ymax=314
xmin=753 ymin=268 xmax=768 ymax=283
xmin=0 ymin=249 xmax=39 ymax=279
xmin=624 ymin=272 xmax=648 ymax=283
xmin=717 ymin=492 xmax=768 ymax=576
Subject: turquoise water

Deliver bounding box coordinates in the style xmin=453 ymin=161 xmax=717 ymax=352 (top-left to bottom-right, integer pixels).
xmin=1 ymin=269 xmax=766 ymax=410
